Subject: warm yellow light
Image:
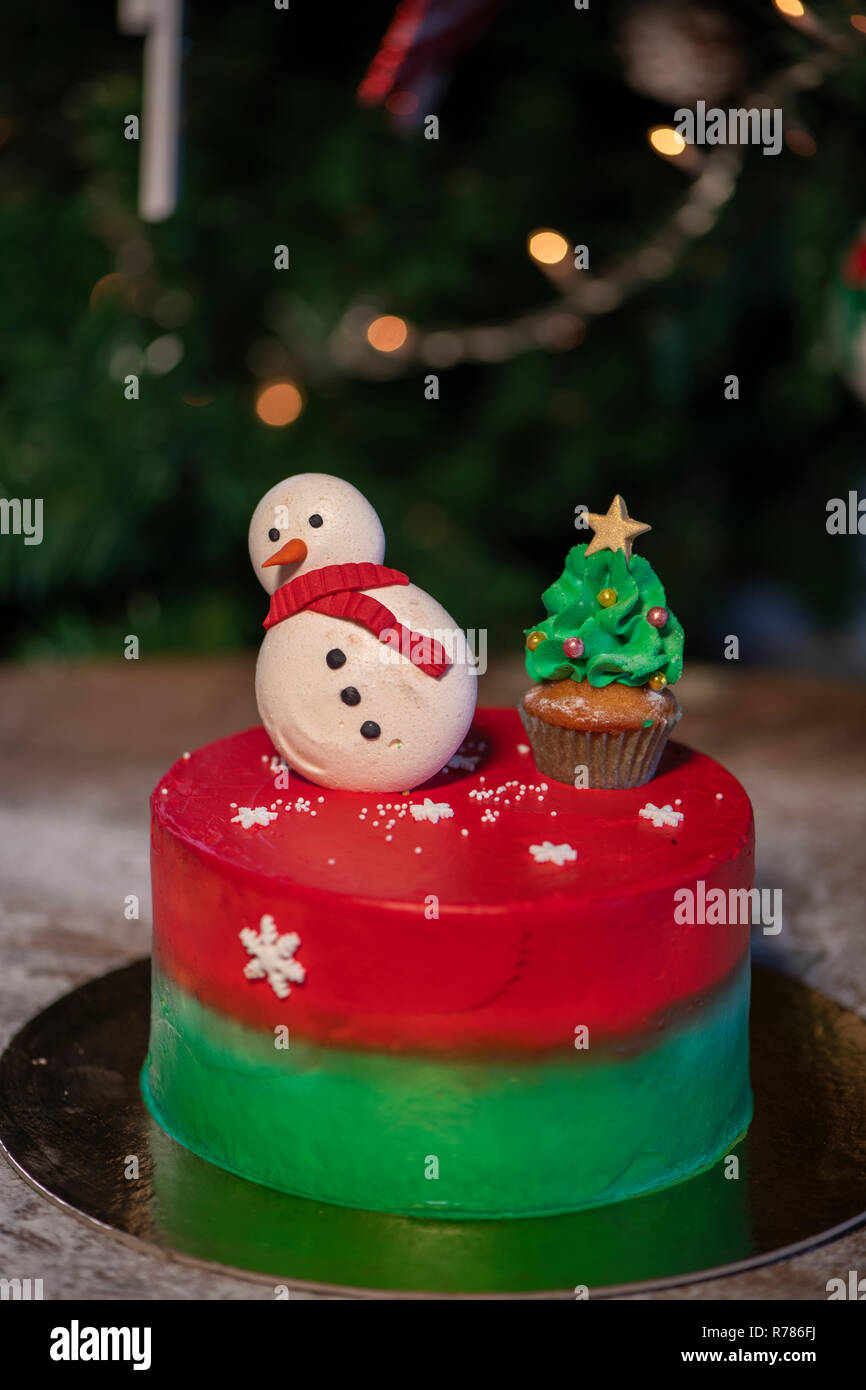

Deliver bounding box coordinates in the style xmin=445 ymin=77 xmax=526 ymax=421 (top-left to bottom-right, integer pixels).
xmin=649 ymin=126 xmax=686 ymax=157
xmin=774 ymin=0 xmax=805 ymax=16
xmin=851 ymin=14 xmax=866 ymax=33
xmin=367 ymin=315 xmax=408 ymax=352
xmin=528 ymin=230 xmax=569 ymax=265
xmin=256 ymin=381 xmax=304 ymax=427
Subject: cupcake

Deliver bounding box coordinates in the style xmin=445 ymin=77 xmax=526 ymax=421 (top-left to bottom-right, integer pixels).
xmin=519 ymin=496 xmax=683 ymax=789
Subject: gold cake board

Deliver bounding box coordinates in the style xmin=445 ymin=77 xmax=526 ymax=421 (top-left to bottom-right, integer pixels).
xmin=0 ymin=960 xmax=864 ymax=1299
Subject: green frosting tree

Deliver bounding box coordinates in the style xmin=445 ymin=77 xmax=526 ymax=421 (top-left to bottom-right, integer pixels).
xmin=524 ymin=501 xmax=684 ymax=689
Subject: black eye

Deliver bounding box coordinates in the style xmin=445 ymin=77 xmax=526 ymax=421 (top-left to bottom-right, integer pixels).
xmin=308 ymin=514 xmax=323 ymax=528
xmin=326 ymin=649 xmax=346 ymax=669
xmin=268 ymin=528 xmax=280 ymax=542
xmin=360 ymin=721 xmax=381 ymax=740
xmin=341 ymin=687 xmax=361 ymax=706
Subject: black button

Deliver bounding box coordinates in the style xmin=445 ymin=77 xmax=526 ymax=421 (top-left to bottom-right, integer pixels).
xmin=268 ymin=527 xmax=280 ymax=542
xmin=326 ymin=649 xmax=346 ymax=669
xmin=341 ymin=687 xmax=361 ymax=706
xmin=308 ymin=514 xmax=323 ymax=527
xmin=360 ymin=721 xmax=381 ymax=739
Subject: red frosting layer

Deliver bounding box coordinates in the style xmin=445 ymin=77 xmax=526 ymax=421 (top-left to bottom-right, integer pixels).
xmin=150 ymin=709 xmax=754 ymax=1056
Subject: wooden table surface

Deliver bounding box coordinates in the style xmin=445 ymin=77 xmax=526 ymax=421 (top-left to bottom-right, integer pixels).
xmin=1 ymin=656 xmax=864 ymax=1301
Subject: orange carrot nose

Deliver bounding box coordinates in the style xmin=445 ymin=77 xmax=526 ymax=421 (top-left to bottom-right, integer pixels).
xmin=262 ymin=536 xmax=308 ymax=568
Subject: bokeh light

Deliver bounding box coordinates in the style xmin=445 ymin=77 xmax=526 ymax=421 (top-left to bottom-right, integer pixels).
xmin=367 ymin=315 xmax=409 ymax=352
xmin=528 ymin=229 xmax=569 ymax=265
xmin=774 ymin=0 xmax=805 ymax=16
xmin=256 ymin=381 xmax=304 ymax=426
xmin=786 ymin=129 xmax=817 ymax=157
xmin=89 ymin=273 xmax=127 ymax=308
xmin=649 ymin=127 xmax=686 ymax=157
xmin=386 ymin=91 xmax=418 ymax=117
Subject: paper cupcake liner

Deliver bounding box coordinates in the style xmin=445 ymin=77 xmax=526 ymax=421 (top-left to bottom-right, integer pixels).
xmin=518 ymin=702 xmax=681 ymax=790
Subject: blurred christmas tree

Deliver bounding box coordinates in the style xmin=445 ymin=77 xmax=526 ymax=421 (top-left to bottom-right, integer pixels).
xmin=1 ymin=0 xmax=865 ymax=669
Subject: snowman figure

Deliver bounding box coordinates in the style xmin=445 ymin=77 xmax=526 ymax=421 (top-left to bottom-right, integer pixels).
xmin=249 ymin=474 xmax=477 ymax=792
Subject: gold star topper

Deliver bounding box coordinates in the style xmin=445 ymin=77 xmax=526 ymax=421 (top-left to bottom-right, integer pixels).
xmin=584 ymin=495 xmax=651 ymax=565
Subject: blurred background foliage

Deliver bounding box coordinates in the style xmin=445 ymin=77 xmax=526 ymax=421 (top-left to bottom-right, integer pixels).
xmin=1 ymin=0 xmax=865 ymax=672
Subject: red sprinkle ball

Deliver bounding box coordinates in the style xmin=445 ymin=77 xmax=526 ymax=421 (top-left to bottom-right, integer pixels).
xmin=646 ymin=607 xmax=668 ymax=629
xmin=562 ymin=637 xmax=585 ymax=658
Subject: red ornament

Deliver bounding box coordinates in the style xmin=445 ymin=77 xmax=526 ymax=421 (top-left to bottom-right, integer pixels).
xmin=646 ymin=607 xmax=669 ymax=629
xmin=563 ymin=637 xmax=585 ymax=658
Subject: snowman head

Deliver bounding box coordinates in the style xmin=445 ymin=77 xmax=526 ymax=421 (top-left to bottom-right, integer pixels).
xmin=249 ymin=473 xmax=386 ymax=595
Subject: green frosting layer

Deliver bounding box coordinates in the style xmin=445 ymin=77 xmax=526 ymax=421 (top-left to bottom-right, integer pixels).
xmin=142 ymin=961 xmax=751 ymax=1221
xmin=524 ymin=544 xmax=684 ymax=688
xmin=146 ymin=1102 xmax=753 ymax=1294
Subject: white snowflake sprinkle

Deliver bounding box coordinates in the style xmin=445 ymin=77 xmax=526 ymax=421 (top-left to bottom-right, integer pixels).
xmin=447 ymin=751 xmax=481 ymax=772
xmin=529 ymin=841 xmax=578 ymax=867
xmin=239 ymin=915 xmax=306 ymax=999
xmin=232 ymin=806 xmax=279 ymax=830
xmin=409 ymin=798 xmax=454 ymax=825
xmin=639 ymin=802 xmax=684 ymax=829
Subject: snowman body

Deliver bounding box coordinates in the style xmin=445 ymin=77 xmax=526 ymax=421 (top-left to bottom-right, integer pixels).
xmin=249 ymin=474 xmax=477 ymax=793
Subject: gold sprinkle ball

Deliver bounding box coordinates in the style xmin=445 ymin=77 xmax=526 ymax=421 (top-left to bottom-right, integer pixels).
xmin=648 ymin=671 xmax=668 ymax=691
xmin=526 ymin=630 xmax=547 ymax=651
xmin=597 ymin=588 xmax=617 ymax=608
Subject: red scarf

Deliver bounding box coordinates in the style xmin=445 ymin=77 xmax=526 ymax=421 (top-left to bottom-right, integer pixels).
xmin=263 ymin=562 xmax=451 ymax=678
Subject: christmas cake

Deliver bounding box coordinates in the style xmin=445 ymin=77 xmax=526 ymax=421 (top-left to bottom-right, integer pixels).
xmin=142 ymin=478 xmax=754 ymax=1219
